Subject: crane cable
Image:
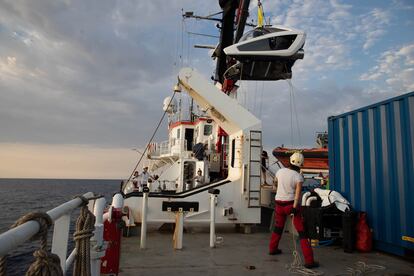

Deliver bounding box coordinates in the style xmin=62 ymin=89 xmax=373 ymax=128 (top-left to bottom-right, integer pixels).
xmin=124 ymin=91 xmax=177 ymax=188
xmin=287 ymin=79 xmax=302 ymax=147
xmin=258 ymin=81 xmax=264 ymax=119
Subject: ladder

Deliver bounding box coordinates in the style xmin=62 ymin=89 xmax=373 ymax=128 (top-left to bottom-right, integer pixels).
xmin=248 ymin=130 xmax=262 ymax=208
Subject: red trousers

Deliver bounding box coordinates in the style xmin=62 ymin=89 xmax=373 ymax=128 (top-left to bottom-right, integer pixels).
xmin=269 ymin=200 xmax=314 ymax=265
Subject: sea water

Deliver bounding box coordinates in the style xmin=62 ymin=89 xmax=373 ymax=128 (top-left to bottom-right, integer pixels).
xmin=0 ymin=178 xmax=119 ymax=275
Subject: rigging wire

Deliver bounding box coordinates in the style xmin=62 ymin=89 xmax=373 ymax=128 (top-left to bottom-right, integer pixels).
xmin=172 ymin=11 xmax=181 ymax=77
xmin=124 ymin=91 xmax=178 ymax=186
xmin=186 ymin=31 xmax=219 ymax=38
xmin=259 ymin=81 xmax=264 ymax=119
xmin=182 ymin=17 xmax=193 ymax=67
xmin=180 ymin=10 xmax=185 ymax=68
xmin=253 ymin=80 xmax=258 ymax=114
xmin=289 ymin=82 xmax=294 ymax=146
xmin=288 ymin=79 xmax=302 ymax=146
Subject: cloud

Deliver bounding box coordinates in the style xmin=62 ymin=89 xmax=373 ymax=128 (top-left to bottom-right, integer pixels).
xmin=0 ymin=0 xmax=217 ymax=147
xmin=264 ymin=0 xmax=356 ymax=78
xmin=360 ymin=43 xmax=414 ymax=92
xmin=357 ymin=8 xmax=390 ymax=50
xmin=392 ymin=0 xmax=414 ymax=10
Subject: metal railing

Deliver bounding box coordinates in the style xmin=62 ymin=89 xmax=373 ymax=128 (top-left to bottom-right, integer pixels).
xmin=0 ymin=192 xmax=108 ymax=275
xmin=261 ymin=164 xmax=275 ymax=186
xmin=159 ymin=140 xmax=170 ymax=155
xmin=151 ymin=139 xmax=188 ymax=157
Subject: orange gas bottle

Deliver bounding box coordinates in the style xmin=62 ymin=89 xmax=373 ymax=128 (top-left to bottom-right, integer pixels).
xmin=355 ymin=212 xmax=373 ymax=252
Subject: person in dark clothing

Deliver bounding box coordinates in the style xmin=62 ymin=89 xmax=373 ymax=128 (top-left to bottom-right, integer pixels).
xmin=193 ymin=142 xmax=205 ymax=161
xmin=261 ymin=150 xmax=269 ymax=184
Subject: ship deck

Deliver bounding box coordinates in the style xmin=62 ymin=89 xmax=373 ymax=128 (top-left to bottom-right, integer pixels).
xmin=119 ymin=224 xmax=414 ymax=276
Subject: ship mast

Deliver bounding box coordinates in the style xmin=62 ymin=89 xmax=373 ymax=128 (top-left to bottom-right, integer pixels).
xmin=184 ymin=0 xmax=251 ymax=87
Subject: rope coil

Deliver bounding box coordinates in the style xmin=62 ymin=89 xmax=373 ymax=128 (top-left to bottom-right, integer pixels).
xmin=72 ymin=206 xmax=96 ymax=276
xmin=336 ymin=261 xmax=386 ymax=276
xmin=286 ymin=215 xmax=324 ymax=276
xmin=0 ymin=212 xmax=63 ymax=276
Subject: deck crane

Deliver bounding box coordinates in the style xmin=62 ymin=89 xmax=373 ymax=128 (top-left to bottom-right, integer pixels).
xmin=122 ymin=0 xmax=306 ymax=233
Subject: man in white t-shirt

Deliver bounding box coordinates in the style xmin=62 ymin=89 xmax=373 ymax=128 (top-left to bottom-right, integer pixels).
xmin=139 ymin=167 xmax=151 ymax=191
xmin=268 ymin=152 xmax=319 ymax=269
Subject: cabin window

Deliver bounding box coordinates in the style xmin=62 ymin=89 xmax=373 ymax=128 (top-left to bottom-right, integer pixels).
xmin=177 ymin=128 xmax=180 ymax=139
xmin=231 ymin=139 xmax=235 ymax=168
xmin=239 ymin=28 xmax=271 ymax=42
xmin=203 ymin=125 xmax=213 ymax=136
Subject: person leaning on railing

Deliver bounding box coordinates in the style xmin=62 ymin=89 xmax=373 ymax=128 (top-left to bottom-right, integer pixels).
xmin=261 ymin=150 xmax=269 ymax=184
xmin=132 ymin=171 xmax=139 ymax=191
xmin=193 ymin=169 xmax=205 ymax=187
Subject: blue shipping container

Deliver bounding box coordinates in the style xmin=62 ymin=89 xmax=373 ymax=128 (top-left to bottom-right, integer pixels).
xmin=328 ymin=91 xmax=414 ymax=256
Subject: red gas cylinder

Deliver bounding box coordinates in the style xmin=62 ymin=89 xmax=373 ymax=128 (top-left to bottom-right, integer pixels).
xmin=101 ymin=207 xmax=124 ymax=275
xmin=355 ymin=212 xmax=373 ymax=252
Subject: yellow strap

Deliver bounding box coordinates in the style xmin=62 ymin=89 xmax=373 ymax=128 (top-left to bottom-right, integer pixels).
xmin=402 ymin=236 xmax=414 ymax=243
xmin=257 ymin=2 xmax=264 ymax=27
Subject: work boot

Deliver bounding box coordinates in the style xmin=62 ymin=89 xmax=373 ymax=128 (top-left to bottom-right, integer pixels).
xmin=268 ymin=249 xmax=282 ymax=255
xmin=304 ymin=261 xmax=319 ymax=269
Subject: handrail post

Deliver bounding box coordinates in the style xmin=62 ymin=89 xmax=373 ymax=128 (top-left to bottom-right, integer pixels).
xmin=174 ymin=210 xmax=184 ymax=250
xmin=209 ymin=189 xmax=220 ymax=248
xmin=51 ymin=214 xmax=71 ymax=272
xmin=90 ymin=197 xmax=106 ymax=276
xmin=140 ymin=187 xmax=149 ymax=249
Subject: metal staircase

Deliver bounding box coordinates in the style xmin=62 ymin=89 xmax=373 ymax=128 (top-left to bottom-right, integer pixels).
xmin=248 ymin=130 xmax=262 ymax=208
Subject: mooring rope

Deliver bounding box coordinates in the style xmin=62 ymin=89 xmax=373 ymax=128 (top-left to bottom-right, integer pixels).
xmin=0 ymin=212 xmax=63 ymax=276
xmin=286 ymin=216 xmax=324 ymax=276
xmin=72 ymin=202 xmax=96 ymax=276
xmin=335 ymin=261 xmax=386 ymax=276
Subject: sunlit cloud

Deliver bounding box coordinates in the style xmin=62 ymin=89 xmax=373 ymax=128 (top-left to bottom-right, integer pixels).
xmin=360 ymin=43 xmax=414 ymax=92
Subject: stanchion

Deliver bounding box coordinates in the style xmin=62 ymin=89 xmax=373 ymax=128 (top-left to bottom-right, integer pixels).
xmin=209 ymin=189 xmax=220 ymax=248
xmin=174 ymin=209 xmax=184 ymax=250
xmin=161 ymin=201 xmax=199 ymax=250
xmin=140 ymin=187 xmax=149 ymax=249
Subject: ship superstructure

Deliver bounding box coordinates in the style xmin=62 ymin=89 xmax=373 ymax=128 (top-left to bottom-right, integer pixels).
xmin=122 ymin=68 xmax=263 ymax=225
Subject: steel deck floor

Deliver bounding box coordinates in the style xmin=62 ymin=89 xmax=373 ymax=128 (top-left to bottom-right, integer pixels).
xmin=119 ymin=225 xmax=414 ymax=276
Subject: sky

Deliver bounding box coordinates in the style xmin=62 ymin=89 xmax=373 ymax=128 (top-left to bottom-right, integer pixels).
xmin=0 ymin=0 xmax=413 ymax=178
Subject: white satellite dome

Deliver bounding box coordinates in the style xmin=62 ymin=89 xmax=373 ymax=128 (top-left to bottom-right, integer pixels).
xmin=163 ymin=97 xmax=177 ymax=114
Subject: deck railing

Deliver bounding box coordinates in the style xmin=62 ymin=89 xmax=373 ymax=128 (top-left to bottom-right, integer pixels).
xmin=0 ymin=192 xmax=107 ymax=275
xmin=151 ymin=139 xmax=188 ymax=157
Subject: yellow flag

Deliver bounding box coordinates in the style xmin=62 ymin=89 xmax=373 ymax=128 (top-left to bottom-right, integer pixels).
xmin=258 ymin=2 xmax=264 ymax=27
